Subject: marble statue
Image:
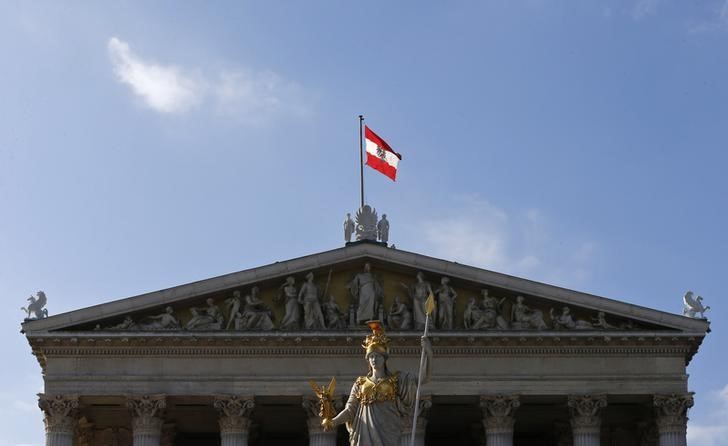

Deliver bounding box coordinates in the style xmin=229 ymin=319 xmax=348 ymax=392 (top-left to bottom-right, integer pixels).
xmin=186 ymin=298 xmax=223 ymax=330
xmin=465 ymin=289 xmax=508 ymax=330
xmin=323 ymin=295 xmax=347 ymax=330
xmin=434 ymin=277 xmax=457 ymax=329
xmin=510 ymin=295 xmax=547 ymax=330
xmin=683 ymin=291 xmax=710 ymax=319
xmin=137 ymin=306 xmax=180 ymax=330
xmin=377 ymin=214 xmax=390 ymax=245
xmin=592 ymin=311 xmax=618 ymax=329
xmin=550 ymin=306 xmax=592 ymax=330
xmin=347 ymin=262 xmax=383 ymax=325
xmin=321 ymin=321 xmax=432 ymax=446
xmin=108 ymin=316 xmax=136 ymax=330
xmin=354 ymin=205 xmax=378 ymax=241
xmin=387 ymin=296 xmax=412 ymax=330
xmin=299 ymin=272 xmax=326 ymax=330
xmin=344 ymin=213 xmax=356 ymax=243
xmin=237 ymin=287 xmax=275 ymax=330
xmin=225 ymin=292 xmax=242 ymax=330
xmin=401 ymin=272 xmax=434 ymax=330
xmin=277 ymin=276 xmax=302 ymax=330
xmin=21 ymin=290 xmax=48 ymax=321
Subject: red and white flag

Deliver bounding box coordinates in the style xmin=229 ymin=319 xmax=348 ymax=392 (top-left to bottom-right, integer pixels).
xmin=365 ymin=126 xmax=402 ymax=181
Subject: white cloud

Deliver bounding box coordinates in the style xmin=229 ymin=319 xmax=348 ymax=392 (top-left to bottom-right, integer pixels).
xmin=688 ymin=384 xmax=728 ymax=446
xmin=418 ymin=196 xmax=595 ymax=287
xmin=108 ymin=37 xmax=204 ymax=113
xmin=107 ymin=37 xmax=310 ymax=123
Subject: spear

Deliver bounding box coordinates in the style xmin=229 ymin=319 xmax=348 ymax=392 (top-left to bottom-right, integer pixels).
xmin=410 ymin=292 xmax=435 ymax=446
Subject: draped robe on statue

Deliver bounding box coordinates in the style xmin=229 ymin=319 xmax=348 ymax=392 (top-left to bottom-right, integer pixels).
xmin=339 ymin=371 xmax=417 ymax=446
xmin=349 ymin=271 xmax=382 ymax=323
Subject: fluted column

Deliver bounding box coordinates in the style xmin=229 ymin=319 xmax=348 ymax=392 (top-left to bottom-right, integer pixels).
xmin=653 ymin=393 xmax=693 ymax=446
xmin=127 ymin=395 xmax=166 ymax=446
xmin=214 ymin=395 xmax=255 ymax=446
xmin=302 ymin=396 xmax=338 ymax=446
xmin=568 ymin=395 xmax=607 ymax=446
xmin=480 ymin=395 xmax=520 ymax=446
xmin=399 ymin=395 xmax=432 ymax=446
xmin=38 ymin=394 xmax=79 ymax=446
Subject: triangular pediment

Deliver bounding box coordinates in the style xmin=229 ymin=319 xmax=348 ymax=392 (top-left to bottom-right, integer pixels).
xmin=21 ymin=243 xmax=709 ymax=335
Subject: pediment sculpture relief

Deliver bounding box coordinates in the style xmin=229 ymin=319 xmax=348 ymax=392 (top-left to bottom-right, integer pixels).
xmin=90 ymin=267 xmax=649 ymax=333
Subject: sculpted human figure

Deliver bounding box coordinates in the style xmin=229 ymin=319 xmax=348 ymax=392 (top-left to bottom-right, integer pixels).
xmin=550 ymin=306 xmax=592 ymax=330
xmin=238 ymin=287 xmax=275 ymax=330
xmin=387 ymin=296 xmax=412 ymax=330
xmin=323 ymin=295 xmax=347 ymax=330
xmin=299 ymin=272 xmax=326 ymax=330
xmin=591 ymin=311 xmax=618 ymax=330
xmin=225 ymin=291 xmax=242 ymax=329
xmin=278 ymin=276 xmax=302 ymax=330
xmin=401 ymin=272 xmax=433 ymax=330
xmin=478 ymin=289 xmax=509 ymax=329
xmin=463 ymin=298 xmax=483 ymax=329
xmin=322 ymin=322 xmax=432 ymax=446
xmin=186 ymin=298 xmax=223 ymax=330
xmin=138 ymin=306 xmax=180 ymax=330
xmin=377 ymin=214 xmax=390 ymax=244
xmin=347 ymin=263 xmax=383 ymax=325
xmin=344 ymin=213 xmax=355 ymax=243
xmin=108 ymin=316 xmax=136 ymax=330
xmin=434 ymin=277 xmax=457 ymax=329
xmin=510 ymin=295 xmax=547 ymax=330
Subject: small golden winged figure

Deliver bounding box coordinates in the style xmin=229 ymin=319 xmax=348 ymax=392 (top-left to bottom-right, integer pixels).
xmin=309 ymin=377 xmax=336 ymax=430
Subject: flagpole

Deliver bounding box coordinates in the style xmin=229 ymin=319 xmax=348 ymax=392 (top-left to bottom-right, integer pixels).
xmin=359 ymin=114 xmax=365 ymax=209
xmin=410 ymin=296 xmax=434 ymax=446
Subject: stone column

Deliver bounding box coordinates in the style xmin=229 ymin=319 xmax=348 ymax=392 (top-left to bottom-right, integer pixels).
xmin=399 ymin=395 xmax=432 ymax=446
xmin=567 ymin=395 xmax=607 ymax=446
xmin=127 ymin=395 xmax=166 ymax=446
xmin=214 ymin=395 xmax=255 ymax=446
xmin=302 ymin=397 xmax=337 ymax=446
xmin=653 ymin=393 xmax=694 ymax=446
xmin=480 ymin=395 xmax=520 ymax=446
xmin=38 ymin=394 xmax=79 ymax=446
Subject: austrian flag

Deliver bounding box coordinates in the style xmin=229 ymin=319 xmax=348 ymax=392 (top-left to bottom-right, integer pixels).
xmin=364 ymin=126 xmax=402 ymax=181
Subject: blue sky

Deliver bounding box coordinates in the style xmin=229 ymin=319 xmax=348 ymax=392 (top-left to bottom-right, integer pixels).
xmin=1 ymin=1 xmax=726 ymax=444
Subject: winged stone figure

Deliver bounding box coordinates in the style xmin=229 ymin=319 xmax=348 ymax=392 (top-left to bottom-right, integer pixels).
xmin=683 ymin=291 xmax=710 ymax=319
xmin=355 ymin=205 xmax=378 ymax=241
xmin=21 ymin=291 xmax=48 ymax=321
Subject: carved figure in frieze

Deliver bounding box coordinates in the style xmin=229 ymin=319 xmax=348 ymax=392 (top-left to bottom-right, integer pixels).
xmin=510 ymin=295 xmax=547 ymax=330
xmin=591 ymin=311 xmax=618 ymax=330
xmin=550 ymin=306 xmax=592 ymax=330
xmin=683 ymin=291 xmax=710 ymax=319
xmin=435 ymin=277 xmax=457 ymax=329
xmin=224 ymin=292 xmax=242 ymax=330
xmin=186 ymin=298 xmax=223 ymax=330
xmin=277 ymin=276 xmax=302 ymax=330
xmin=401 ymin=271 xmax=434 ymax=330
xmin=354 ymin=205 xmax=378 ymax=241
xmin=103 ymin=316 xmax=137 ymax=330
xmin=388 ymin=296 xmax=412 ymax=330
xmin=299 ymin=272 xmax=326 ymax=330
xmin=377 ymin=214 xmax=390 ymax=244
xmin=21 ymin=290 xmax=48 ymax=320
xmin=477 ymin=289 xmax=508 ymax=330
xmin=237 ymin=286 xmax=274 ymax=331
xmin=463 ymin=297 xmax=483 ymax=330
xmin=138 ymin=306 xmax=180 ymax=330
xmin=344 ymin=213 xmax=355 ymax=243
xmin=323 ymin=295 xmax=347 ymax=330
xmin=347 ymin=262 xmax=383 ymax=325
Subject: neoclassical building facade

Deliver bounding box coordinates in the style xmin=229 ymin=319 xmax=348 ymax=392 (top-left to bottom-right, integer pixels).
xmin=22 ymin=242 xmax=708 ymax=446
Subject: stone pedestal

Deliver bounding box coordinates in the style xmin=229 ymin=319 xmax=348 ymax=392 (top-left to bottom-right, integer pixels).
xmin=568 ymin=395 xmax=607 ymax=446
xmin=214 ymin=395 xmax=255 ymax=446
xmin=303 ymin=397 xmax=337 ymax=446
xmin=653 ymin=394 xmax=693 ymax=446
xmin=38 ymin=394 xmax=79 ymax=446
xmin=399 ymin=395 xmax=432 ymax=446
xmin=127 ymin=395 xmax=166 ymax=446
xmin=480 ymin=395 xmax=520 ymax=446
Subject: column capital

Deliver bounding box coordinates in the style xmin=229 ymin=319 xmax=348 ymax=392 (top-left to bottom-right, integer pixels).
xmin=653 ymin=393 xmax=694 ymax=435
xmin=214 ymin=395 xmax=255 ymax=434
xmin=568 ymin=394 xmax=607 ymax=434
xmin=480 ymin=395 xmax=520 ymax=432
xmin=38 ymin=394 xmax=80 ymax=435
xmin=400 ymin=395 xmax=433 ymax=434
xmin=127 ymin=395 xmax=166 ymax=433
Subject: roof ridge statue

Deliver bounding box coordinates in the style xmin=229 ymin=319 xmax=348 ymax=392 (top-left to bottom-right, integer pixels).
xmin=683 ymin=291 xmax=710 ymax=319
xmin=21 ymin=290 xmax=48 ymax=321
xmin=355 ymin=205 xmax=378 ymax=241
